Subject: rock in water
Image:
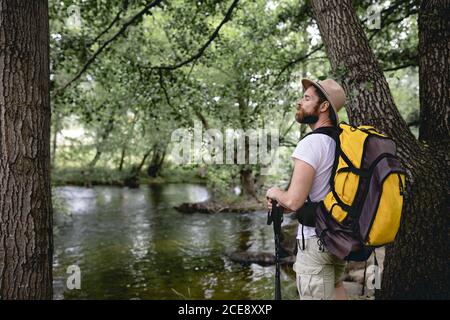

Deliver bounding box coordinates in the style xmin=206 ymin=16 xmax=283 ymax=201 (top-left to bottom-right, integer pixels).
xmin=228 ymin=251 xmax=275 ymax=266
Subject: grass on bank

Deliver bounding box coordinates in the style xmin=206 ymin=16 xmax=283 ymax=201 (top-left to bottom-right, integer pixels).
xmin=51 ymin=165 xmax=207 ymax=187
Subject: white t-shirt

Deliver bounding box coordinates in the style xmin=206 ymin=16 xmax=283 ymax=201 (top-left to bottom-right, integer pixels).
xmin=291 ymin=133 xmax=336 ymax=240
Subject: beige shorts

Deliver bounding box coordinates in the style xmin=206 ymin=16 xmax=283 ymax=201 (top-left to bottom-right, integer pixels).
xmin=293 ymin=237 xmax=347 ymax=300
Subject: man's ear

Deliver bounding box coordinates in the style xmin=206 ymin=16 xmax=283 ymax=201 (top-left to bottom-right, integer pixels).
xmin=320 ymin=101 xmax=330 ymax=113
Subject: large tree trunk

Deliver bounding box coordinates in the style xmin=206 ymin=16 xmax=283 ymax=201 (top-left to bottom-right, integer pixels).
xmin=418 ymin=1 xmax=450 ymax=146
xmin=0 ymin=0 xmax=53 ymax=299
xmin=310 ymin=0 xmax=449 ymax=299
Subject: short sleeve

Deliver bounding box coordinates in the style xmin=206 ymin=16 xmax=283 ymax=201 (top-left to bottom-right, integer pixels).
xmin=291 ymin=135 xmax=321 ymax=171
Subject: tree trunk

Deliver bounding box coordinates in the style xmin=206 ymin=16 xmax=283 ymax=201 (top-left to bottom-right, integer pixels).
xmin=118 ymin=114 xmax=138 ymax=172
xmin=88 ymin=149 xmax=102 ymax=169
xmin=310 ymin=0 xmax=449 ymax=299
xmin=239 ymin=168 xmax=258 ymax=199
xmin=118 ymin=145 xmax=126 ymax=171
xmin=51 ymin=111 xmax=60 ymax=169
xmin=418 ymin=0 xmax=450 ymax=146
xmin=124 ymin=147 xmax=158 ymax=189
xmin=0 ymin=0 xmax=53 ymax=299
xmin=236 ymin=87 xmax=260 ymax=200
xmin=87 ymin=113 xmax=114 ymax=168
xmin=136 ymin=149 xmax=152 ymax=173
xmin=147 ymin=146 xmax=166 ymax=178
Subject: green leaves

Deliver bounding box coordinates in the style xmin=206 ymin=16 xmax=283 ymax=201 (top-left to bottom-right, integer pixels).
xmin=50 ymin=0 xmax=420 ymax=189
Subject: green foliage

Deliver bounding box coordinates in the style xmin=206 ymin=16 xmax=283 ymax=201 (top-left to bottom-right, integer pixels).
xmin=52 ymin=167 xmax=128 ymax=186
xmin=49 ymin=0 xmax=421 ymax=195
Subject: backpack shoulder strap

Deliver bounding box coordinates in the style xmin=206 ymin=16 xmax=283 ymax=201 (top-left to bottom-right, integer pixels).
xmin=304 ymin=126 xmax=342 ymax=194
xmin=303 ymin=125 xmax=340 ymax=143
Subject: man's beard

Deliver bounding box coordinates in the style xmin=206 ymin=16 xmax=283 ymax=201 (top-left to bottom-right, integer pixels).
xmin=295 ymin=104 xmax=320 ymax=124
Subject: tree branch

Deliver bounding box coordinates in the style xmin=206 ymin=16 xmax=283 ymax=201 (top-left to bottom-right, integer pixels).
xmin=368 ymin=9 xmax=419 ymax=43
xmin=379 ymin=47 xmax=418 ymax=72
xmin=272 ymin=44 xmax=324 ymax=87
xmin=150 ymin=0 xmax=240 ymax=71
xmin=91 ymin=7 xmax=125 ymax=45
xmin=383 ymin=62 xmax=417 ymax=72
xmin=278 ymin=140 xmax=297 ymax=148
xmin=367 ymin=0 xmax=419 ymax=42
xmin=52 ymin=0 xmax=163 ymax=98
xmin=281 ymin=120 xmax=297 ymax=139
xmin=158 ymin=70 xmax=178 ymax=116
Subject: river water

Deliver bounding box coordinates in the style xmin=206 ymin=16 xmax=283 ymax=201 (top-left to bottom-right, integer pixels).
xmin=52 ymin=184 xmax=297 ymax=300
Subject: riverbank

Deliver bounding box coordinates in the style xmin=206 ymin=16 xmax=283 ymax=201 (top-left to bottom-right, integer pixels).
xmin=52 ymin=167 xmax=268 ymax=214
xmin=51 ymin=166 xmax=207 ymax=187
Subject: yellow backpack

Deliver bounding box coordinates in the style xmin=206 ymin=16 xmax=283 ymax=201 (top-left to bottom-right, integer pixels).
xmin=304 ymin=123 xmax=406 ymax=261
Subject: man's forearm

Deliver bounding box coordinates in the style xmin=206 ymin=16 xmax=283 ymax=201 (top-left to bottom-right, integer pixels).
xmin=273 ymin=189 xmax=302 ymax=212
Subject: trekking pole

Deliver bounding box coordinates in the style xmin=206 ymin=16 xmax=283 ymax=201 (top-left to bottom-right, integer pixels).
xmin=267 ymin=199 xmax=284 ymax=300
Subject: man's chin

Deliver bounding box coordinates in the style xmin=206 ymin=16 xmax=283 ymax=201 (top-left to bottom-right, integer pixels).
xmin=295 ymin=114 xmax=319 ymax=124
xmin=295 ymin=112 xmax=304 ymax=123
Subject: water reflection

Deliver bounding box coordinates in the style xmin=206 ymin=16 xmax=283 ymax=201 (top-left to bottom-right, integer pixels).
xmin=53 ymin=184 xmax=297 ymax=300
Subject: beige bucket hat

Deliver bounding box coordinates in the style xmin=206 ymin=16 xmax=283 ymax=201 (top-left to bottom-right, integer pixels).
xmin=301 ymin=78 xmax=346 ymax=124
